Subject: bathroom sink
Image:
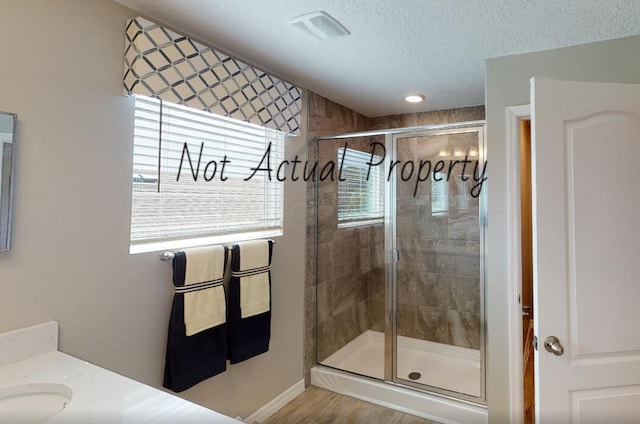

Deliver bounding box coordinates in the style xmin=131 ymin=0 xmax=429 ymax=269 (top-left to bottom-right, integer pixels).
xmin=0 ymin=383 xmax=72 ymax=423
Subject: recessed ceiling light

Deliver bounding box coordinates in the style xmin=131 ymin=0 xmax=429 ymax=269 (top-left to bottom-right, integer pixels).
xmin=405 ymin=94 xmax=425 ymax=103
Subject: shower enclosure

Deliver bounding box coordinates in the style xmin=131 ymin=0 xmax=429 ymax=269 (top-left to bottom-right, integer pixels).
xmin=312 ymin=121 xmax=486 ymax=407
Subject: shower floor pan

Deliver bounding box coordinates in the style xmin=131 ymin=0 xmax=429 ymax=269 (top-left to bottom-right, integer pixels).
xmin=321 ymin=330 xmax=480 ymax=397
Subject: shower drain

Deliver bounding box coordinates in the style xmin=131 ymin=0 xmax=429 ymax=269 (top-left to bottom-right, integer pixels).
xmin=408 ymin=372 xmax=421 ymax=380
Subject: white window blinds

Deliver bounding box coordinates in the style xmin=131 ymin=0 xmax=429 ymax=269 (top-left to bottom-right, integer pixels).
xmin=130 ymin=95 xmax=284 ymax=252
xmin=337 ymin=147 xmax=384 ymax=225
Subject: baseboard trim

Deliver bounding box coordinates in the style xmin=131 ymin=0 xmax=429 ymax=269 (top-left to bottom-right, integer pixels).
xmin=244 ymin=379 xmax=305 ymax=423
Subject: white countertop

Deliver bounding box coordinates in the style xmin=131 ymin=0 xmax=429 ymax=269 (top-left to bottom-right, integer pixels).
xmin=0 ymin=322 xmax=242 ymax=424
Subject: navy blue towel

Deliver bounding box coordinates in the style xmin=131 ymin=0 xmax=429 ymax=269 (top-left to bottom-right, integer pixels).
xmin=227 ymin=240 xmax=274 ymax=364
xmin=163 ymin=248 xmax=228 ymax=392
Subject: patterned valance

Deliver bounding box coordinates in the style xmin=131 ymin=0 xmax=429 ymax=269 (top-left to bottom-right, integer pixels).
xmin=123 ymin=17 xmax=302 ymax=134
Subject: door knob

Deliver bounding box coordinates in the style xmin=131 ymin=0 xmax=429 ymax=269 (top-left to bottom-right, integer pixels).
xmin=543 ymin=336 xmax=564 ymax=356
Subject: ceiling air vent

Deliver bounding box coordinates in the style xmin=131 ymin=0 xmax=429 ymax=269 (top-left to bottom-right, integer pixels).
xmin=289 ymin=11 xmax=350 ymax=40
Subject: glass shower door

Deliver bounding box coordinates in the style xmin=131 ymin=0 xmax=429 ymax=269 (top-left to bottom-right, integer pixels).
xmin=391 ymin=127 xmax=485 ymax=401
xmin=315 ymin=135 xmax=386 ymax=381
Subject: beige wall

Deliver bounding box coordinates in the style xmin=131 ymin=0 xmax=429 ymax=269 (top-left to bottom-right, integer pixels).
xmin=0 ymin=0 xmax=306 ymax=419
xmin=485 ymin=35 xmax=640 ymax=422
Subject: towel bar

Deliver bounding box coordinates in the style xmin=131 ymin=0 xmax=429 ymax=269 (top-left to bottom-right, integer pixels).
xmin=160 ymin=251 xmax=175 ymax=261
xmin=160 ymin=240 xmax=276 ymax=262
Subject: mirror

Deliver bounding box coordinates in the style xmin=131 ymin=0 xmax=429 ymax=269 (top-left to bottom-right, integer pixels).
xmin=0 ymin=112 xmax=16 ymax=252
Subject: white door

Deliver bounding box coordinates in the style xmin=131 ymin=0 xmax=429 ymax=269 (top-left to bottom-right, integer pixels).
xmin=532 ymin=78 xmax=640 ymax=423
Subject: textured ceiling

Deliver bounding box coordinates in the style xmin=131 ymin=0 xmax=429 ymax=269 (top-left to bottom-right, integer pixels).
xmin=113 ymin=0 xmax=640 ymax=117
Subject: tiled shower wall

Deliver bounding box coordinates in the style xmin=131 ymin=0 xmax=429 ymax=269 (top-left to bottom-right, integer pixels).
xmin=314 ymin=138 xmax=386 ymax=363
xmin=305 ymin=92 xmax=368 ymax=383
xmin=304 ymin=92 xmax=485 ymax=383
xmin=394 ymin=131 xmax=482 ymax=350
xmin=369 ymin=108 xmax=485 ymax=351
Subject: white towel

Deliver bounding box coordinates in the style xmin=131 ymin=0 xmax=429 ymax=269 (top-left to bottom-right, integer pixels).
xmin=183 ymin=246 xmax=226 ymax=336
xmin=237 ymin=240 xmax=271 ymax=319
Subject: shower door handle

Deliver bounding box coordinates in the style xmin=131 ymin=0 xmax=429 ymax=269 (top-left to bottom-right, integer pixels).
xmin=543 ymin=336 xmax=564 ymax=356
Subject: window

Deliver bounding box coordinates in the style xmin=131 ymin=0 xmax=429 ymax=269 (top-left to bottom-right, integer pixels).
xmin=130 ymin=95 xmax=285 ymax=253
xmin=337 ymin=147 xmax=384 ymax=227
xmin=455 ymin=175 xmax=469 ymax=211
xmin=431 ymin=172 xmax=449 ymax=216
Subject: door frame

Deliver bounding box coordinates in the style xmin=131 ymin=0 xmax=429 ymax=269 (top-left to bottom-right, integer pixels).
xmin=505 ymin=104 xmax=532 ymax=423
